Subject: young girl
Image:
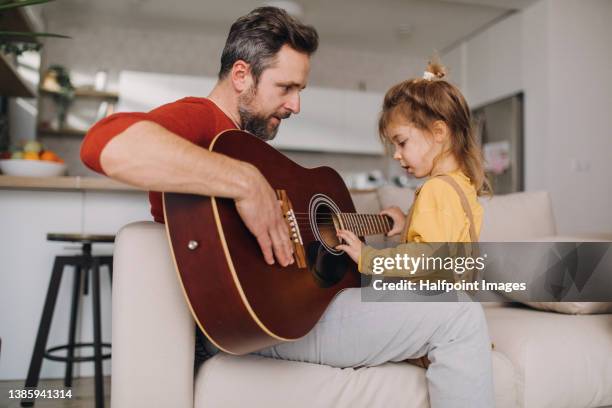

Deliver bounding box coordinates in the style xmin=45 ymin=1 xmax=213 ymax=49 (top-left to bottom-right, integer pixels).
xmin=337 ymin=60 xmax=491 ymax=279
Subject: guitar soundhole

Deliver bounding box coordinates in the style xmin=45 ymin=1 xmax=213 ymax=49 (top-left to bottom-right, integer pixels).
xmin=315 ymin=204 xmax=340 ymax=250
xmin=306 ymin=194 xmax=348 ymax=287
xmin=308 ymin=194 xmax=342 ymax=255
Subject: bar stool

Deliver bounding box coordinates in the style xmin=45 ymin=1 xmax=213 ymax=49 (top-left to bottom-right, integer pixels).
xmin=22 ymin=233 xmax=115 ymax=408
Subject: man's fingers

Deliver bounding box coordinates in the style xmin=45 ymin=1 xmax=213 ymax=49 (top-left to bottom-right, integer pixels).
xmin=273 ymin=207 xmax=294 ymax=264
xmin=269 ymin=225 xmax=293 ymax=266
xmin=276 ymin=220 xmax=295 ymax=257
xmin=256 ymin=233 xmax=275 ymax=265
xmin=235 ymin=178 xmax=296 ymax=267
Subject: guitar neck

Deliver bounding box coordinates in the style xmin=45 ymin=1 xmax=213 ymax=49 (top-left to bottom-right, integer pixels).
xmin=336 ymin=213 xmax=393 ymax=237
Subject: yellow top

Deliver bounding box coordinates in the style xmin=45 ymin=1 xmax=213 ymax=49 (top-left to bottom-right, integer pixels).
xmin=358 ymin=169 xmax=483 ymax=277
xmin=404 ymin=169 xmax=482 ymax=243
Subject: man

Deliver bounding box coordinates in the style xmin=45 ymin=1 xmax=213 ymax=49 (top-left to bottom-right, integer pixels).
xmin=81 ymin=7 xmax=494 ymax=407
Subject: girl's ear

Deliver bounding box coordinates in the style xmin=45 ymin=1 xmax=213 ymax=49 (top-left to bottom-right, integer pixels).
xmin=431 ymin=120 xmax=450 ymax=144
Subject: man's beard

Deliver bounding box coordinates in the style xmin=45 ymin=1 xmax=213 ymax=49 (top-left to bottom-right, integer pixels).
xmin=237 ymin=85 xmax=288 ymax=141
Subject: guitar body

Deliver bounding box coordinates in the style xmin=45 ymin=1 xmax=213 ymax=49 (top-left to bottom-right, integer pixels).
xmin=163 ymin=130 xmax=360 ymax=355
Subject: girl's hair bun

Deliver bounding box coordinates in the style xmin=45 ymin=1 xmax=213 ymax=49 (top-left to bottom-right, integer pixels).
xmin=424 ymin=56 xmax=447 ymax=80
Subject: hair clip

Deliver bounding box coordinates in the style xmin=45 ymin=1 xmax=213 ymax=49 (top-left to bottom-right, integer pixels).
xmin=423 ymin=71 xmax=436 ymax=80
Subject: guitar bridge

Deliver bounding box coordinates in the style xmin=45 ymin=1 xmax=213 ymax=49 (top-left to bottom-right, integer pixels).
xmin=276 ymin=189 xmax=307 ymax=268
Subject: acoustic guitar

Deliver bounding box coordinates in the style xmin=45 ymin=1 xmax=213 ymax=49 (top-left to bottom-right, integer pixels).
xmin=163 ymin=130 xmax=392 ymax=355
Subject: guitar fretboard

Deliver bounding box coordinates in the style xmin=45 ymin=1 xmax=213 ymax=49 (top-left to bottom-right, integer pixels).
xmin=336 ymin=213 xmax=392 ymax=237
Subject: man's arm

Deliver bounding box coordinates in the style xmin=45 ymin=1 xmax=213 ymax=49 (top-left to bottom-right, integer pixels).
xmin=99 ymin=120 xmax=294 ymax=267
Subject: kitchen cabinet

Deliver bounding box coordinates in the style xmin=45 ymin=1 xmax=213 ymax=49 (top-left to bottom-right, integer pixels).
xmin=0 ymin=182 xmax=150 ymax=380
xmin=117 ymin=70 xmax=385 ymax=155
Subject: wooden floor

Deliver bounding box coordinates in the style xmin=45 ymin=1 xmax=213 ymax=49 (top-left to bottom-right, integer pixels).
xmin=0 ymin=377 xmax=110 ymax=408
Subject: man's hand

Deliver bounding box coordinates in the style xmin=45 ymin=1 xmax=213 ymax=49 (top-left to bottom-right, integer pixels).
xmin=335 ymin=229 xmax=363 ymax=264
xmin=234 ymin=164 xmax=294 ymax=267
xmin=380 ymin=206 xmax=406 ymax=237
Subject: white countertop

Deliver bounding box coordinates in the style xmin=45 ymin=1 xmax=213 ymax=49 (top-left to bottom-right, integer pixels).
xmin=0 ymin=175 xmax=141 ymax=192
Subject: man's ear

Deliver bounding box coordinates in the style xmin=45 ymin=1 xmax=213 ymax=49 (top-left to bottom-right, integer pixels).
xmin=431 ymin=120 xmax=450 ymax=144
xmin=230 ymin=60 xmax=254 ymax=93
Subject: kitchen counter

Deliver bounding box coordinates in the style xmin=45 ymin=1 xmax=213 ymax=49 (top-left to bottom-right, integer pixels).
xmin=1 ymin=175 xmax=150 ymax=380
xmin=0 ymin=175 xmax=376 ymax=193
xmin=0 ymin=175 xmax=140 ymax=191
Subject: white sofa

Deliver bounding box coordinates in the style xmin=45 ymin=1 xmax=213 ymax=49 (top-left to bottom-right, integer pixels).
xmin=111 ymin=189 xmax=612 ymax=408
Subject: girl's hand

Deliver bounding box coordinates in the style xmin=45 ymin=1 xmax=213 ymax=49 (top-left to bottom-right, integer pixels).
xmin=335 ymin=229 xmax=363 ymax=264
xmin=380 ymin=206 xmax=406 ymax=237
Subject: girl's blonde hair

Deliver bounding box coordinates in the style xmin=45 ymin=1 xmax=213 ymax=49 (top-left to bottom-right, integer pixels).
xmin=379 ymin=59 xmax=492 ymax=196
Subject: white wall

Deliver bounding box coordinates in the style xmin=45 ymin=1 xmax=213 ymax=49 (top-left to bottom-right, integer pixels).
xmin=546 ymin=0 xmax=612 ymax=235
xmin=38 ymin=19 xmax=430 ymax=178
xmin=444 ymin=0 xmax=612 ymax=234
xmin=42 ymin=19 xmax=425 ymax=94
xmin=464 ymin=12 xmax=524 ymax=108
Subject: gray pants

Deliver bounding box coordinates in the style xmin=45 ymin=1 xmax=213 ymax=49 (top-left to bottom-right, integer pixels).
xmin=254 ymin=288 xmax=495 ymax=408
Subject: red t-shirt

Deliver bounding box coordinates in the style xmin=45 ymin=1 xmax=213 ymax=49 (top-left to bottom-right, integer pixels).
xmin=80 ymin=97 xmax=237 ymax=223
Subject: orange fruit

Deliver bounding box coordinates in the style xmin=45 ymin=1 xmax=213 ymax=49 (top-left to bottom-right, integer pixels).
xmin=40 ymin=150 xmax=59 ymax=162
xmin=23 ymin=151 xmax=40 ymax=160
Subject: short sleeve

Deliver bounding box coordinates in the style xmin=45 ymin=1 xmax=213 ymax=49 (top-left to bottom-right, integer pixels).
xmin=80 ymin=98 xmax=218 ymax=175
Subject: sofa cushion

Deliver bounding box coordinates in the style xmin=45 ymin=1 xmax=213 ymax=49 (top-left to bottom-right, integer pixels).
xmin=479 ymin=191 xmax=557 ymax=241
xmin=375 ymin=188 xmax=558 ymax=242
xmin=519 ymin=234 xmax=612 ymax=315
xmin=524 ymin=302 xmax=612 ymax=315
xmin=194 ymin=351 xmax=518 ymax=408
xmin=377 ymin=185 xmax=416 ymax=213
xmin=484 ymin=303 xmax=612 ymax=408
xmin=351 ymin=190 xmax=381 ymax=214
xmin=482 ymin=236 xmax=612 ymax=308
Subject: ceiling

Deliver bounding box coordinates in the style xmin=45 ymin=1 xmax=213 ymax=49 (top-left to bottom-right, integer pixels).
xmin=43 ymin=0 xmax=537 ymax=56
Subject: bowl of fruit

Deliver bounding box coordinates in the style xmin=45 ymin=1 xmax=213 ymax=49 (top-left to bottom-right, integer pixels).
xmin=0 ymin=141 xmax=67 ymax=177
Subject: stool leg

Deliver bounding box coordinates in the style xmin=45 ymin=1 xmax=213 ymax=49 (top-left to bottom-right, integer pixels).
xmin=100 ymin=256 xmax=113 ymax=287
xmin=21 ymin=257 xmax=67 ymax=407
xmin=64 ymin=265 xmax=82 ymax=387
xmin=91 ymin=259 xmax=105 ymax=408
xmin=107 ymin=258 xmax=113 ymax=287
xmin=83 ymin=265 xmax=89 ymax=296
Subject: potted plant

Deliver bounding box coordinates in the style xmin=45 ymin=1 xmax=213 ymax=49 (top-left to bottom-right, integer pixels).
xmin=0 ymin=0 xmax=69 ymax=57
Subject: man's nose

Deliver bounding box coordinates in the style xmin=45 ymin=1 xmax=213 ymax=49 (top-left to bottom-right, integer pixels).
xmin=285 ymin=92 xmax=300 ymax=114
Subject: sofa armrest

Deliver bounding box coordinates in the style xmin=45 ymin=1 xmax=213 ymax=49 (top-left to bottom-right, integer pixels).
xmin=112 ymin=221 xmax=195 ymax=408
xmin=527 ymin=234 xmax=612 ymax=242
xmin=552 ymin=233 xmax=612 ymax=241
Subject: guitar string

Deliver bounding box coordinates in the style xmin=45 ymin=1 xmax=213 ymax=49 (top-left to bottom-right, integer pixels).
xmin=290 ymin=220 xmax=388 ymax=228
xmin=289 ymin=215 xmax=390 ymax=219
xmin=291 ymin=213 xmax=388 ymax=216
xmin=290 ymin=217 xmax=391 ymax=228
xmin=290 ymin=218 xmax=375 ymax=224
xmin=290 ymin=221 xmax=388 ymax=237
xmin=291 ymin=216 xmax=388 ymax=219
xmin=290 ymin=218 xmax=391 ymax=227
